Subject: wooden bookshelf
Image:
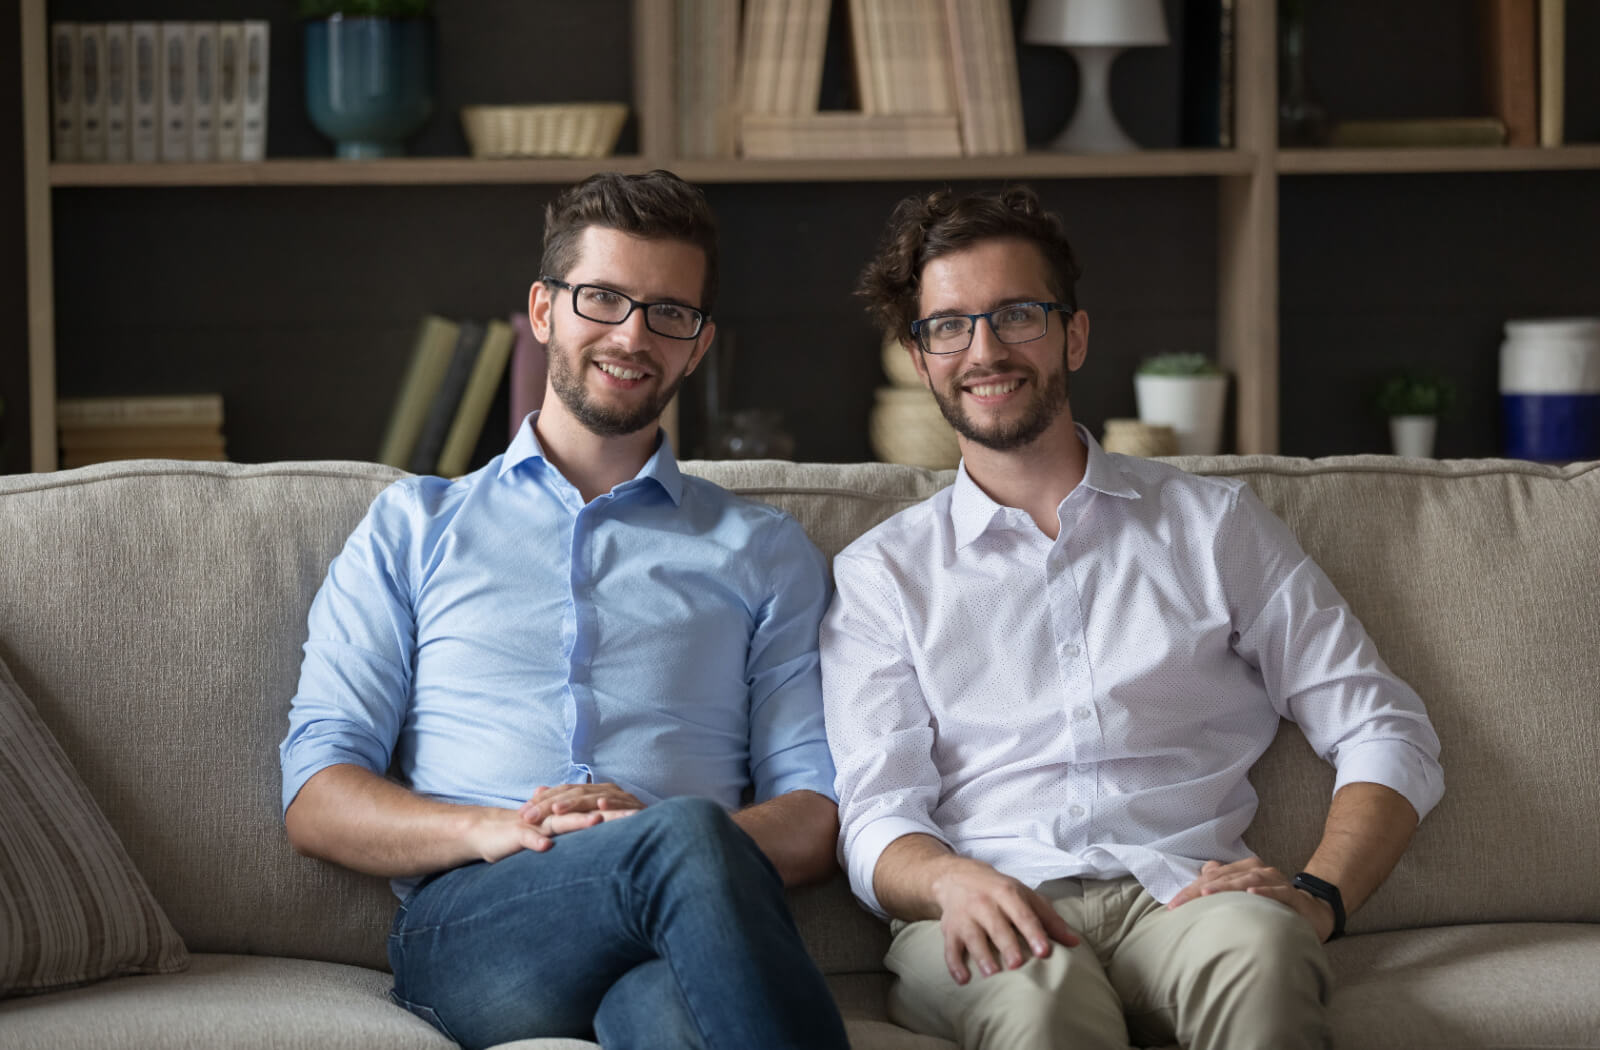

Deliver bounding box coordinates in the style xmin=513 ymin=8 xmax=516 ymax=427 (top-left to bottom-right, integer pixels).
xmin=16 ymin=0 xmax=1600 ymax=471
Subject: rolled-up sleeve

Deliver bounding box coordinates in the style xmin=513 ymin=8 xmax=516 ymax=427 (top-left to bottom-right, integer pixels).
xmin=1224 ymin=484 xmax=1445 ymax=822
xmin=279 ymin=481 xmax=420 ymax=815
xmin=821 ymin=550 xmax=953 ymax=918
xmin=745 ymin=516 xmax=838 ymax=804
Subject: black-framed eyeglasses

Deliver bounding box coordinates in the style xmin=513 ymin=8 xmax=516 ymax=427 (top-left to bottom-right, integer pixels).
xmin=909 ymin=301 xmax=1074 ymax=355
xmin=541 ymin=277 xmax=707 ymax=341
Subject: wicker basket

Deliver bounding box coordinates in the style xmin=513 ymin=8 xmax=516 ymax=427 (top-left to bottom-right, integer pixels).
xmin=880 ymin=335 xmax=923 ymax=388
xmin=460 ymin=103 xmax=629 ymax=159
xmin=870 ymin=387 xmax=960 ymax=469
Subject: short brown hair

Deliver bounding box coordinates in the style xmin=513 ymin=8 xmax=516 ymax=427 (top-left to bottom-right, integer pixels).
xmin=857 ymin=186 xmax=1082 ymax=342
xmin=540 ymin=169 xmax=720 ymax=314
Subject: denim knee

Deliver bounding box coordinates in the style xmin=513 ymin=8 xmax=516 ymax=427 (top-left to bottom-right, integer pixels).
xmin=633 ymin=797 xmax=776 ymax=887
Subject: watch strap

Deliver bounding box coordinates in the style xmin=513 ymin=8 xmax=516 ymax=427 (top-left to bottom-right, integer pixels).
xmin=1291 ymin=871 xmax=1346 ymax=941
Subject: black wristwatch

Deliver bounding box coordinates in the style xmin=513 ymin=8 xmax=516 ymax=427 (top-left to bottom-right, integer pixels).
xmin=1291 ymin=872 xmax=1345 ymax=941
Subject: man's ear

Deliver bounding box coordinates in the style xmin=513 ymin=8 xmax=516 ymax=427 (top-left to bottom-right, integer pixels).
xmin=1066 ymin=309 xmax=1090 ymax=372
xmin=904 ymin=337 xmax=933 ymax=388
xmin=530 ymin=280 xmax=554 ymax=343
xmin=684 ymin=321 xmax=716 ymax=377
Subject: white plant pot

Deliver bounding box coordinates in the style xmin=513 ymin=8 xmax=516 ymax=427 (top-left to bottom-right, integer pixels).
xmin=1134 ymin=374 xmax=1229 ymax=455
xmin=1389 ymin=415 xmax=1437 ymax=458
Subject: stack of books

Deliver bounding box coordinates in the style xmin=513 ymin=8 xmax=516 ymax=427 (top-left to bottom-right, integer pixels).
xmin=50 ymin=20 xmax=269 ymax=164
xmin=378 ymin=315 xmax=517 ymax=478
xmin=694 ymin=0 xmax=1020 ymax=160
xmin=57 ymin=395 xmax=227 ymax=468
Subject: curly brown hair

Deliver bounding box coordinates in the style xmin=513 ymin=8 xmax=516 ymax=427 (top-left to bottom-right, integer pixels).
xmin=857 ymin=186 xmax=1082 ymax=343
xmin=540 ymin=169 xmax=720 ymax=314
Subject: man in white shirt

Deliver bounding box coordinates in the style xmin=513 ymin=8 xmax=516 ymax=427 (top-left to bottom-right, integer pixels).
xmin=821 ymin=186 xmax=1444 ymax=1050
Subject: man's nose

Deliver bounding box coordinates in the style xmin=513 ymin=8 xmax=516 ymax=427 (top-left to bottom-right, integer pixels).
xmin=965 ymin=317 xmax=1006 ymax=365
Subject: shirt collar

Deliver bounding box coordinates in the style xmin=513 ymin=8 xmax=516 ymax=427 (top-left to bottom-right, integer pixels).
xmin=498 ymin=411 xmax=685 ymax=505
xmin=950 ymin=423 xmax=1141 ymax=548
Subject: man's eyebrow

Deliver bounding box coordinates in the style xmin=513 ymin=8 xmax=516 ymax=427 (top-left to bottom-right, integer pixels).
xmin=578 ymin=280 xmax=700 ymax=309
xmin=920 ymin=296 xmax=1044 ymax=318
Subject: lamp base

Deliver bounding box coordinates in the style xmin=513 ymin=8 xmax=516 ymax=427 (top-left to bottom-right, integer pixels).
xmin=1048 ymin=45 xmax=1139 ymax=153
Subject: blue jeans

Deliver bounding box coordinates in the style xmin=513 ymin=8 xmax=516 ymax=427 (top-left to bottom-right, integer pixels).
xmin=387 ymin=796 xmax=850 ymax=1050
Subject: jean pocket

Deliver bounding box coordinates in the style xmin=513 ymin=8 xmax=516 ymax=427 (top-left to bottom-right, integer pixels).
xmin=388 ymin=988 xmax=461 ymax=1044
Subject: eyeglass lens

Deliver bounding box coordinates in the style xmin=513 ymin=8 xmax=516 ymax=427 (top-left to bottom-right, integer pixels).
xmin=923 ymin=303 xmax=1050 ymax=353
xmin=573 ymin=285 xmax=702 ymax=339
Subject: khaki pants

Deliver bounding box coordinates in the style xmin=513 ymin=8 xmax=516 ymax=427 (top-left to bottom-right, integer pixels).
xmin=885 ymin=876 xmax=1331 ymax=1050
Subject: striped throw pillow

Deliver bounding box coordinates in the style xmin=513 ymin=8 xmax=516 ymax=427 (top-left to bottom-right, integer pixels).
xmin=0 ymin=654 xmax=189 ymax=997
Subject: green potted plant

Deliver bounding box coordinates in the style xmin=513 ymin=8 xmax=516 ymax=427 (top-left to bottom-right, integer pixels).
xmin=1134 ymin=353 xmax=1229 ymax=455
xmin=1374 ymin=372 xmax=1456 ymax=458
xmin=300 ymin=0 xmax=436 ymax=159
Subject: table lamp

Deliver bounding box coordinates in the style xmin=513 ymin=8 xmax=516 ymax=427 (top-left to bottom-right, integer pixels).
xmin=1024 ymin=0 xmax=1170 ymax=152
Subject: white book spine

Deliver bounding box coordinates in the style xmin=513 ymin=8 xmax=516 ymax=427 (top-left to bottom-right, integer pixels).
xmin=130 ymin=23 xmax=159 ymax=163
xmin=190 ymin=23 xmax=218 ymax=162
xmin=79 ymin=24 xmax=106 ymax=162
xmin=51 ymin=23 xmax=79 ymax=162
xmin=215 ymin=23 xmax=244 ymax=161
xmin=104 ymin=24 xmax=131 ymax=162
xmin=159 ymin=22 xmax=190 ymax=162
xmin=239 ymin=21 xmax=270 ymax=162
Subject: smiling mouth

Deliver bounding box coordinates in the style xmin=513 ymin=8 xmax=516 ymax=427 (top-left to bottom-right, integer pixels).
xmin=965 ymin=378 xmax=1023 ymax=397
xmin=596 ymin=361 xmax=648 ymax=381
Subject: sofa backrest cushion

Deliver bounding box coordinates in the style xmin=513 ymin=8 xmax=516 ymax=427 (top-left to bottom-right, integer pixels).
xmin=687 ymin=455 xmax=1600 ymax=937
xmin=0 ymin=454 xmax=1595 ymax=973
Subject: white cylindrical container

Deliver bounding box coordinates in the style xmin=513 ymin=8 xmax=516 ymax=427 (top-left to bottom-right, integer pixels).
xmin=1499 ymin=318 xmax=1600 ymax=461
xmin=1135 ymin=374 xmax=1228 ymax=455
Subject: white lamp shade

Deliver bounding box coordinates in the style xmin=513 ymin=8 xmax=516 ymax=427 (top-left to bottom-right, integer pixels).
xmin=1023 ymin=0 xmax=1170 ymax=47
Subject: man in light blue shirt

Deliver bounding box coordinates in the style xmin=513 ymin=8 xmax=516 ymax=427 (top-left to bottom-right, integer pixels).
xmin=279 ymin=170 xmax=848 ymax=1050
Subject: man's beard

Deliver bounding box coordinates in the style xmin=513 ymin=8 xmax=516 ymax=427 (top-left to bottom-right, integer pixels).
xmin=928 ymin=352 xmax=1071 ymax=452
xmin=546 ymin=320 xmax=689 ymax=438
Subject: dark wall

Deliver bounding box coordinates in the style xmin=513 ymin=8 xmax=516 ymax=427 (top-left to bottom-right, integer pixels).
xmin=1 ymin=7 xmax=27 ymax=474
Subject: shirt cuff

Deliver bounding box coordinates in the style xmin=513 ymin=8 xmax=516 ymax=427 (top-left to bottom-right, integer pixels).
xmin=754 ymin=741 xmax=839 ymax=804
xmin=845 ymin=814 xmax=952 ymax=920
xmin=1332 ymin=738 xmax=1445 ymax=823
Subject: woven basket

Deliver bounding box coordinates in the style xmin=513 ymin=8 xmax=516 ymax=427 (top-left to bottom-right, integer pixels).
xmin=880 ymin=335 xmax=923 ymax=388
xmin=460 ymin=103 xmax=629 ymax=159
xmin=870 ymin=387 xmax=961 ymax=469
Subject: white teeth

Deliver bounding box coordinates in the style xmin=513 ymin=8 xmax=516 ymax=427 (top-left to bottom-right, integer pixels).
xmin=969 ymin=380 xmax=1021 ymax=397
xmin=598 ymin=362 xmax=645 ymax=380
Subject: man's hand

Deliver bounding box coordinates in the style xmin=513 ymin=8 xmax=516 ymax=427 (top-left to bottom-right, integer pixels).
xmin=518 ymin=783 xmax=646 ymax=828
xmin=1167 ymin=857 xmax=1336 ymax=943
xmin=927 ymin=855 xmax=1081 ymax=985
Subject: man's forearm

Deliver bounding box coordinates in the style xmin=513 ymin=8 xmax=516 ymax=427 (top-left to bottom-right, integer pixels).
xmin=284 ymin=763 xmax=522 ymax=878
xmin=732 ymin=790 xmax=840 ymax=887
xmin=871 ymin=832 xmax=960 ymax=921
xmin=1301 ymin=781 xmax=1420 ymax=914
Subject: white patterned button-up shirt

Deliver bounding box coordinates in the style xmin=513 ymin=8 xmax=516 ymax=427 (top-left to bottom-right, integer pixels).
xmin=821 ymin=427 xmax=1444 ymax=918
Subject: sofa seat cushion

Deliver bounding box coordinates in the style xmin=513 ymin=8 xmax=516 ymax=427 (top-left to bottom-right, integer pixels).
xmin=0 ymin=954 xmax=449 ymax=1050
xmin=1329 ymin=923 xmax=1600 ymax=1049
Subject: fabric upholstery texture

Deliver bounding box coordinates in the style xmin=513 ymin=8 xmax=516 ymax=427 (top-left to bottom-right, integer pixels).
xmin=1 ymin=454 xmax=1597 ymax=1049
xmin=0 ymin=650 xmax=189 ymax=997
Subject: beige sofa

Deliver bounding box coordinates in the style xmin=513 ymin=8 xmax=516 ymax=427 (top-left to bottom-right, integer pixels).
xmin=1 ymin=454 xmax=1597 ymax=1050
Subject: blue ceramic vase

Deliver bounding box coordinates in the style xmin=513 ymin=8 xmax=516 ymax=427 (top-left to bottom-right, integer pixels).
xmin=304 ymin=15 xmax=434 ymax=159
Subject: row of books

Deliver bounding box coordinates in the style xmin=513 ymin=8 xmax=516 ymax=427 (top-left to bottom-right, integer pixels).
xmin=50 ymin=21 xmax=270 ymax=164
xmin=377 ymin=315 xmax=517 ymax=478
xmin=56 ymin=395 xmax=227 ymax=469
xmin=676 ymin=0 xmax=1024 ymax=160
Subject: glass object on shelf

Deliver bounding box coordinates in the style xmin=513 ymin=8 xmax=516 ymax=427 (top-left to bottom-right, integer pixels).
xmin=1278 ymin=0 xmax=1327 ymax=146
xmin=303 ymin=13 xmax=435 ymax=159
xmin=705 ymin=410 xmax=795 ymax=460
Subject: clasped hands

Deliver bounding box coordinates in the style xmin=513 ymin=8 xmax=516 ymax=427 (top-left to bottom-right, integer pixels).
xmin=931 ymin=854 xmax=1335 ymax=985
xmin=469 ymin=782 xmax=645 ymax=863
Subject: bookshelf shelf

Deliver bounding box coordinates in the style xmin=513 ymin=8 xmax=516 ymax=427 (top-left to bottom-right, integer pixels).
xmin=1278 ymin=145 xmax=1600 ymax=175
xmin=49 ymin=150 xmax=1257 ymax=189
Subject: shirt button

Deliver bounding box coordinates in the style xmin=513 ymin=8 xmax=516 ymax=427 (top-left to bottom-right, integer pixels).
xmin=1068 ymin=804 xmax=1086 ymax=819
xmin=1072 ymin=706 xmax=1092 ymax=722
xmin=1059 ymin=642 xmax=1080 ymax=658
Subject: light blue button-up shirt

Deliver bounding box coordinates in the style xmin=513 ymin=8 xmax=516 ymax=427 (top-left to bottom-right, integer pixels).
xmin=281 ymin=415 xmax=837 ymax=881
